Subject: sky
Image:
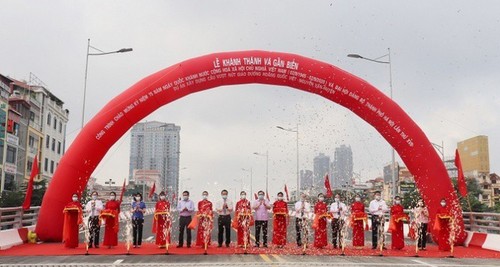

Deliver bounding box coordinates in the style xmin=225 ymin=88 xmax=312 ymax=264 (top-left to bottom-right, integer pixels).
xmin=1 ymin=1 xmax=499 ymax=201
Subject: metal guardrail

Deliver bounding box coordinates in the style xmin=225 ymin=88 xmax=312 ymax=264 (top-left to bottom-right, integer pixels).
xmin=0 ymin=206 xmax=40 ymax=230
xmin=1 ymin=205 xmax=499 ymax=235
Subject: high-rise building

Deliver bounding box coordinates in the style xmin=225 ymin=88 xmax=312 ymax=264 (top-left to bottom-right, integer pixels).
xmin=129 ymin=121 xmax=180 ymax=200
xmin=300 ymin=169 xmax=313 ymax=191
xmin=313 ymin=153 xmax=330 ymax=193
xmin=331 ymin=145 xmax=353 ymax=188
xmin=457 ymin=135 xmax=490 ymax=179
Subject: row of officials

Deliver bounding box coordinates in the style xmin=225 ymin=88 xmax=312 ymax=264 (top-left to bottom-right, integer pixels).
xmin=62 ymin=189 xmax=455 ymax=252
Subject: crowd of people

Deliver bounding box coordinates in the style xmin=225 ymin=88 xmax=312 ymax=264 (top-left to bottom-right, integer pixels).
xmin=61 ymin=189 xmax=455 ymax=253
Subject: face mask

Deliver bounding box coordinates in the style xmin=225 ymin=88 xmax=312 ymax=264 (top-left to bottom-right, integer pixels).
xmin=441 ymin=202 xmax=446 ymax=207
xmin=355 ymin=197 xmax=361 ymax=202
xmin=335 ymin=198 xmax=340 ymax=202
xmin=109 ymin=196 xmax=116 ymax=201
xmin=92 ymin=195 xmax=97 ymax=200
xmin=240 ymin=194 xmax=246 ymax=199
xmin=318 ymin=197 xmax=324 ymax=202
xmin=183 ymin=196 xmax=189 ymax=201
xmin=222 ymin=195 xmax=228 ymax=199
xmin=375 ymin=195 xmax=381 ymax=201
xmin=134 ymin=197 xmax=140 ymax=201
xmin=395 ymin=200 xmax=401 ymax=205
xmin=277 ymin=197 xmax=283 ymax=201
xmin=72 ymin=197 xmax=78 ymax=202
xmin=160 ymin=196 xmax=166 ymax=200
xmin=202 ymin=195 xmax=208 ymax=200
xmin=258 ymin=195 xmax=264 ymax=200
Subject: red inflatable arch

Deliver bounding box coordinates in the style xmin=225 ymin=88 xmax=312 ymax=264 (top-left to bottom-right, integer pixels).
xmin=36 ymin=50 xmax=466 ymax=243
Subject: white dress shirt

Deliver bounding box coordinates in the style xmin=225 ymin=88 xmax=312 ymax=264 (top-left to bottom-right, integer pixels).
xmin=368 ymin=199 xmax=389 ymax=216
xmin=85 ymin=199 xmax=103 ymax=217
xmin=294 ymin=200 xmax=311 ymax=218
xmin=329 ymin=201 xmax=348 ymax=219
xmin=215 ymin=198 xmax=234 ymax=215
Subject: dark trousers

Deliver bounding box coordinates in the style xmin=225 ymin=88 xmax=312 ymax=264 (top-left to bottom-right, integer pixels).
xmin=254 ymin=220 xmax=268 ymax=246
xmin=418 ymin=223 xmax=428 ymax=249
xmin=295 ymin=218 xmax=305 ymax=246
xmin=178 ymin=216 xmax=192 ymax=246
xmin=132 ymin=218 xmax=144 ymax=246
xmin=371 ymin=216 xmax=384 ymax=249
xmin=88 ymin=216 xmax=100 ymax=246
xmin=218 ymin=215 xmax=231 ymax=246
xmin=331 ymin=218 xmax=344 ymax=248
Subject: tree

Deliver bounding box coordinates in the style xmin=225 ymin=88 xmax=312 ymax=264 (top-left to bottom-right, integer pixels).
xmin=0 ymin=190 xmax=23 ymax=207
xmin=451 ymin=177 xmax=490 ymax=212
xmin=19 ymin=179 xmax=47 ymax=207
xmin=401 ymin=187 xmax=421 ymax=209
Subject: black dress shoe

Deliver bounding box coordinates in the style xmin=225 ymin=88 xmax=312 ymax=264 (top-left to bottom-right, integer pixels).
xmin=95 ymin=245 xmax=99 ymax=248
xmin=176 ymin=245 xmax=183 ymax=248
xmin=226 ymin=244 xmax=230 ymax=248
xmin=263 ymin=244 xmax=268 ymax=248
xmin=88 ymin=245 xmax=93 ymax=248
xmin=187 ymin=244 xmax=191 ymax=248
xmin=217 ymin=244 xmax=222 ymax=247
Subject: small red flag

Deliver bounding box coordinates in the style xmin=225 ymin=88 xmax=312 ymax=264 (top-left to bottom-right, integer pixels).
xmin=118 ymin=179 xmax=126 ymax=203
xmin=254 ymin=193 xmax=258 ymax=200
xmin=148 ymin=182 xmax=156 ymax=198
xmin=324 ymin=173 xmax=333 ymax=198
xmin=22 ymin=155 xmax=39 ymax=210
xmin=266 ymin=190 xmax=270 ymax=201
xmin=455 ymin=149 xmax=468 ymax=197
xmin=284 ymin=184 xmax=290 ymax=202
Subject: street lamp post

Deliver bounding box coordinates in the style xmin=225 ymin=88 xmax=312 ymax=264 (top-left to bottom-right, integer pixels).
xmin=104 ymin=178 xmax=115 ymax=190
xmin=82 ymin=38 xmax=133 ymax=128
xmin=348 ymin=48 xmax=397 ymax=199
xmin=276 ymin=124 xmax=299 ymax=199
xmin=253 ymin=151 xmax=269 ymax=193
xmin=241 ymin=168 xmax=253 ymax=197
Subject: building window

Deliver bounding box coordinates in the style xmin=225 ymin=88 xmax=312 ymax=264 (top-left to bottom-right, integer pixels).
xmin=46 ymin=135 xmax=50 ymax=148
xmin=28 ymin=136 xmax=35 ymax=148
xmin=52 ymin=138 xmax=56 ymax=151
xmin=50 ymin=160 xmax=54 ymax=174
xmin=27 ymin=160 xmax=33 ymax=172
xmin=59 ymin=122 xmax=62 ymax=133
xmin=53 ymin=118 xmax=57 ymax=130
xmin=47 ymin=113 xmax=51 ymax=126
xmin=6 ymin=146 xmax=16 ymax=164
xmin=57 ymin=141 xmax=61 ymax=154
xmin=44 ymin=158 xmax=48 ymax=172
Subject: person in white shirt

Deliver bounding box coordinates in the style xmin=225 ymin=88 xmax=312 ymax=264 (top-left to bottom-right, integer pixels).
xmin=330 ymin=193 xmax=347 ymax=248
xmin=294 ymin=193 xmax=311 ymax=247
xmin=85 ymin=191 xmax=104 ymax=248
xmin=368 ymin=191 xmax=389 ymax=249
xmin=215 ymin=189 xmax=233 ymax=247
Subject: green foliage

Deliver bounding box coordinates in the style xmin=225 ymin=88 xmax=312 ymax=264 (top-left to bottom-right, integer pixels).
xmin=401 ymin=187 xmax=421 ymax=209
xmin=1 ymin=179 xmax=48 ymax=208
xmin=0 ymin=190 xmax=23 ymax=207
xmin=452 ymin=178 xmax=490 ymax=212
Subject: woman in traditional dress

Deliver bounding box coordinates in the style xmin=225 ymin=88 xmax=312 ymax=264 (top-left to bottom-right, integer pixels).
xmin=350 ymin=194 xmax=367 ymax=249
xmin=313 ymin=193 xmax=329 ymax=248
xmin=153 ymin=191 xmax=171 ymax=248
xmin=62 ymin=193 xmax=83 ymax=248
xmin=389 ymin=196 xmax=408 ymax=250
xmin=234 ymin=191 xmax=252 ymax=247
xmin=101 ymin=192 xmax=120 ymax=248
xmin=195 ymin=191 xmax=214 ymax=247
xmin=272 ymin=192 xmax=288 ymax=248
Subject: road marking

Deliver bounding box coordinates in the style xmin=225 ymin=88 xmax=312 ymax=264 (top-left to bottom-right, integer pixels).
xmin=112 ymin=259 xmax=124 ymax=265
xmin=412 ymin=260 xmax=437 ymax=267
xmin=259 ymin=254 xmax=273 ymax=263
xmin=271 ymin=254 xmax=285 ymax=262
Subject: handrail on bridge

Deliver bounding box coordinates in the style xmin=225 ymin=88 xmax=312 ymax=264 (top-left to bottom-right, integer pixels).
xmin=1 ymin=205 xmax=499 ymax=235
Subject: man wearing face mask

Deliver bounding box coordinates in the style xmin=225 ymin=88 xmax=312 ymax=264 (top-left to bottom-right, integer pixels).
xmin=413 ymin=198 xmax=429 ymax=250
xmin=330 ymin=193 xmax=347 ymax=249
xmin=388 ymin=196 xmax=408 ymax=250
xmin=434 ymin=198 xmax=452 ymax=251
xmin=294 ymin=193 xmax=311 ymax=247
xmin=252 ymin=190 xmax=271 ymax=247
xmin=272 ymin=192 xmax=288 ymax=248
xmin=368 ymin=191 xmax=389 ymax=250
xmin=234 ymin=191 xmax=252 ymax=247
xmin=350 ymin=194 xmax=367 ymax=249
xmin=176 ymin=191 xmax=195 ymax=248
xmin=215 ymin=189 xmax=233 ymax=247
xmin=85 ymin=191 xmax=103 ymax=248
xmin=195 ymin=191 xmax=213 ymax=247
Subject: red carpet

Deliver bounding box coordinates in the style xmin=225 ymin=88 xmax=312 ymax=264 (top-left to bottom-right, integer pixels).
xmin=1 ymin=242 xmax=499 ymax=258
